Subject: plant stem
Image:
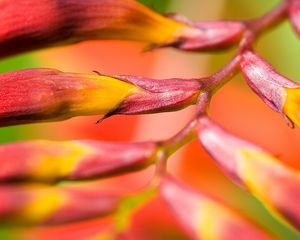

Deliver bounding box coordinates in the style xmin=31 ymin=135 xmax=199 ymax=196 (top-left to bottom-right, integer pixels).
xmin=203 ymin=55 xmax=241 ymax=92
xmin=246 ymin=0 xmax=289 ymax=35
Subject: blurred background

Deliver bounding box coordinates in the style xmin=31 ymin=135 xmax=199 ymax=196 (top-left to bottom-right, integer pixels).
xmin=1 ymin=0 xmax=300 ymax=239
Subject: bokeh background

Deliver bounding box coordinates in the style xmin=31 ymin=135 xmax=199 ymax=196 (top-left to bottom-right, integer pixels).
xmin=1 ymin=0 xmax=300 ymax=239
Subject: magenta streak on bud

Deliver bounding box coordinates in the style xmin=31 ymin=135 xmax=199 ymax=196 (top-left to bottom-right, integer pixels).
xmin=160 ymin=176 xmax=272 ymax=240
xmin=240 ymin=50 xmax=299 ymax=119
xmin=196 ymin=116 xmax=261 ymax=187
xmin=165 ymin=14 xmax=245 ymax=51
xmin=0 ymin=184 xmax=120 ymax=225
xmin=289 ymin=0 xmax=300 ymax=36
xmin=104 ymin=75 xmax=202 ymax=117
xmin=0 ymin=140 xmax=158 ymax=182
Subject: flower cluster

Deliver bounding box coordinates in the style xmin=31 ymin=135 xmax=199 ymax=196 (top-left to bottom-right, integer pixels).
xmin=1 ymin=0 xmax=300 ymax=239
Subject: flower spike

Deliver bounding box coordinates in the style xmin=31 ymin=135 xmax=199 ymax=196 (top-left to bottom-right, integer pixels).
xmin=160 ymin=176 xmax=272 ymax=240
xmin=0 ymin=140 xmax=158 ymax=183
xmin=197 ymin=116 xmax=300 ymax=231
xmin=240 ymin=50 xmax=300 ymax=127
xmin=0 ymin=68 xmax=202 ymax=127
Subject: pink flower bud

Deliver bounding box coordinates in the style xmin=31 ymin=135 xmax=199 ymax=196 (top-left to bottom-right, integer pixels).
xmin=0 ymin=139 xmax=158 ymax=182
xmin=0 ymin=68 xmax=202 ymax=126
xmin=240 ymin=50 xmax=300 ymax=126
xmin=0 ymin=0 xmax=244 ymax=58
xmin=0 ymin=0 xmax=185 ymax=58
xmin=0 ymin=183 xmax=120 ymax=225
xmin=160 ymin=176 xmax=272 ymax=240
xmin=197 ymin=116 xmax=300 ymax=231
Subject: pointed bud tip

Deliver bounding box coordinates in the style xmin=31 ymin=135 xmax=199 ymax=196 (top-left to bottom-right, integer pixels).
xmin=283 ymin=87 xmax=300 ymax=127
xmin=171 ymin=19 xmax=245 ymax=51
xmin=240 ymin=50 xmax=300 ymax=126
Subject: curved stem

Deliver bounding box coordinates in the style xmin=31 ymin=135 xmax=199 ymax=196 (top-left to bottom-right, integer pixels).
xmin=246 ymin=0 xmax=289 ymax=34
xmin=161 ymin=92 xmax=210 ymax=157
xmin=202 ymin=0 xmax=290 ymax=94
xmin=203 ymin=55 xmax=242 ymax=92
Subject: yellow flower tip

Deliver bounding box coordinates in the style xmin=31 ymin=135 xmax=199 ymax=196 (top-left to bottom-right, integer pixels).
xmin=238 ymin=148 xmax=293 ymax=200
xmin=73 ymin=74 xmax=141 ymax=116
xmin=93 ymin=0 xmax=187 ymax=47
xmin=133 ymin=3 xmax=187 ymax=45
xmin=283 ymin=87 xmax=300 ymax=127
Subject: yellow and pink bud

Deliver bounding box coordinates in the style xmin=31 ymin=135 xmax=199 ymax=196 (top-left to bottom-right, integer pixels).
xmin=0 ymin=139 xmax=158 ymax=183
xmin=240 ymin=50 xmax=300 ymax=127
xmin=160 ymin=176 xmax=272 ymax=240
xmin=197 ymin=116 xmax=300 ymax=231
xmin=0 ymin=183 xmax=120 ymax=225
xmin=0 ymin=68 xmax=202 ymax=126
xmin=0 ymin=0 xmax=245 ymax=58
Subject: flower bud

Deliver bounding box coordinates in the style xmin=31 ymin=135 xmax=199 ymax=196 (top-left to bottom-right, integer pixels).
xmin=160 ymin=176 xmax=272 ymax=240
xmin=0 ymin=0 xmax=185 ymax=58
xmin=0 ymin=183 xmax=120 ymax=225
xmin=0 ymin=139 xmax=158 ymax=182
xmin=240 ymin=50 xmax=300 ymax=126
xmin=0 ymin=0 xmax=245 ymax=58
xmin=197 ymin=116 xmax=300 ymax=231
xmin=0 ymin=68 xmax=139 ymax=126
xmin=0 ymin=68 xmax=202 ymax=126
